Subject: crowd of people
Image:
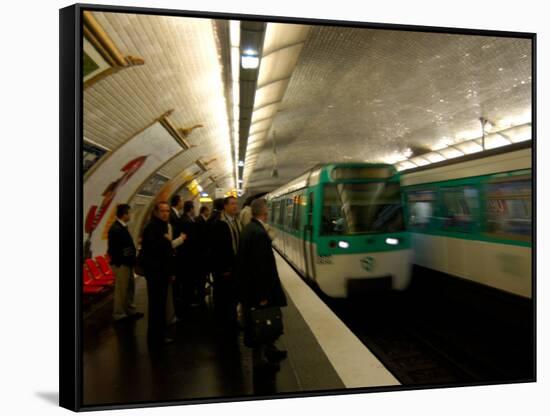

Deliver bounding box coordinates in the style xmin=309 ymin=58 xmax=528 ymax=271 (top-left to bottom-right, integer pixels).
xmin=106 ymin=195 xmax=287 ymax=373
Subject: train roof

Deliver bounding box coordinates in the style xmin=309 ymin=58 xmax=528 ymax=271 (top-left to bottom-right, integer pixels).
xmin=266 ymin=162 xmax=398 ymax=199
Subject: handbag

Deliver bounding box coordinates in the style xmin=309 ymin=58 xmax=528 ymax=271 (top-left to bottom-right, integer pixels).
xmin=250 ymin=306 xmax=283 ymax=345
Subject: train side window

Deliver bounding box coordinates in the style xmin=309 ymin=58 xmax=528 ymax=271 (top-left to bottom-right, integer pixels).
xmin=485 ymin=177 xmax=531 ymax=240
xmin=286 ymin=197 xmax=294 ymax=229
xmin=272 ymin=200 xmax=280 ymax=225
xmin=291 ymin=194 xmax=303 ymax=231
xmin=279 ymin=199 xmax=286 ymax=227
xmin=407 ymin=190 xmax=435 ymax=229
xmin=440 ymin=186 xmax=479 ymax=232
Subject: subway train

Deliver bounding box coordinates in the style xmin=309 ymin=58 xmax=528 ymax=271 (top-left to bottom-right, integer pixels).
xmin=266 ymin=163 xmax=412 ymax=298
xmin=401 ymin=145 xmax=532 ymax=299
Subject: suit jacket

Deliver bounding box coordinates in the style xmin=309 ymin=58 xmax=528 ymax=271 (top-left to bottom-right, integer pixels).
xmin=169 ymin=208 xmax=182 ymax=236
xmin=195 ymin=215 xmax=209 ymax=254
xmin=179 ymin=213 xmax=198 ymax=260
xmin=107 ymin=220 xmax=136 ymax=267
xmin=141 ymin=216 xmax=175 ymax=277
xmin=210 ymin=213 xmax=241 ymax=275
xmin=237 ymin=218 xmax=287 ymax=307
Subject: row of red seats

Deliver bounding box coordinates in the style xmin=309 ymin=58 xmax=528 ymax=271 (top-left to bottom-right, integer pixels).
xmin=82 ymin=254 xmax=115 ymax=295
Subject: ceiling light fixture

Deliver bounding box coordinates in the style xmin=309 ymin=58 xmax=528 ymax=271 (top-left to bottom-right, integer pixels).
xmin=241 ymin=52 xmax=259 ymax=69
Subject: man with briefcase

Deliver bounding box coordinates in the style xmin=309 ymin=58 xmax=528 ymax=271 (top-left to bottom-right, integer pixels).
xmin=236 ymin=198 xmax=288 ymax=374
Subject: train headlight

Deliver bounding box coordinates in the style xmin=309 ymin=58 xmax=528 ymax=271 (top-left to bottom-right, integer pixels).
xmin=385 ymin=237 xmax=399 ymax=245
xmin=338 ymin=241 xmax=350 ymax=249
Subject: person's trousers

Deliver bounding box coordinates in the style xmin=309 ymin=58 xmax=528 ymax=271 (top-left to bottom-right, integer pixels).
xmin=145 ymin=274 xmax=169 ymax=343
xmin=173 ymin=267 xmax=188 ymax=318
xmin=165 ymin=282 xmax=177 ymax=324
xmin=112 ymin=265 xmax=136 ymax=320
xmin=213 ymin=272 xmax=238 ymax=330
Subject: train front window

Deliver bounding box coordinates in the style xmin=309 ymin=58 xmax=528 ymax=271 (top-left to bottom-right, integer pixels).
xmin=321 ymin=182 xmax=404 ymax=235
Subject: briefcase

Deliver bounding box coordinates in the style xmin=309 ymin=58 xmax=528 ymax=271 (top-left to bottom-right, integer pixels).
xmin=250 ymin=306 xmax=283 ymax=345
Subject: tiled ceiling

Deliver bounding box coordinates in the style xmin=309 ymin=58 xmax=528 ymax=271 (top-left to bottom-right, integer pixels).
xmin=82 ymin=12 xmax=532 ymax=197
xmin=245 ymin=26 xmax=532 ymax=194
xmin=83 ymin=12 xmax=234 ymax=190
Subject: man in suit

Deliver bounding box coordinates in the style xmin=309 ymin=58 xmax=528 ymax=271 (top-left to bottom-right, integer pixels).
xmin=195 ymin=205 xmax=210 ymax=305
xmin=141 ymin=201 xmax=176 ymax=346
xmin=107 ymin=204 xmax=143 ymax=322
xmin=170 ymin=194 xmax=184 ymax=227
xmin=170 ymin=195 xmax=187 ymax=317
xmin=211 ymin=196 xmax=242 ymax=333
xmin=237 ymin=198 xmax=287 ymax=370
xmin=180 ymin=200 xmax=201 ymax=308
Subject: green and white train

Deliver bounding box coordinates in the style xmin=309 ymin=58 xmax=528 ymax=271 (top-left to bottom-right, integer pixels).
xmin=266 ymin=163 xmax=412 ymax=298
xmin=266 ymin=145 xmax=532 ymax=300
xmin=401 ymin=146 xmax=532 ymax=299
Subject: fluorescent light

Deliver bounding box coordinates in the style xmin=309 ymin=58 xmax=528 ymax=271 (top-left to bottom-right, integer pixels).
xmin=410 ymin=157 xmax=430 ymax=166
xmin=457 ymin=140 xmax=483 ymax=154
xmin=338 ymin=241 xmax=349 ymax=249
xmin=229 ymin=21 xmax=240 ymax=48
xmin=197 ymin=185 xmax=203 ymax=193
xmin=484 ymin=133 xmax=511 ymax=149
xmin=238 ymin=160 xmax=244 ymax=167
xmin=238 ymin=179 xmax=243 ymax=183
xmin=424 ymin=152 xmax=446 ymax=163
xmin=385 ymin=238 xmax=399 ymax=245
xmin=241 ymin=54 xmax=259 ymax=69
xmin=396 ymin=161 xmax=417 ymax=171
xmin=438 ymin=147 xmax=463 ymax=159
xmin=200 ymin=192 xmax=209 ymax=197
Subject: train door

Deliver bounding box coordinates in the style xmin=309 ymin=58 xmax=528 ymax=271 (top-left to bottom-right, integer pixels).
xmin=303 ymin=191 xmax=316 ymax=280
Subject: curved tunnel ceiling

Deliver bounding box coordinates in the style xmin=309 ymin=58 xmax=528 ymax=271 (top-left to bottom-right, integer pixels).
xmin=83 ymin=12 xmax=234 ymax=192
xmin=244 ymin=26 xmax=532 ymax=194
xmin=82 ymin=11 xmax=532 ymax=202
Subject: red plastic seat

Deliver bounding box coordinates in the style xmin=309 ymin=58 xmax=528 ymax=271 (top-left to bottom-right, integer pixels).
xmin=82 ymin=265 xmax=110 ymax=287
xmin=95 ymin=255 xmax=115 ymax=278
xmin=104 ymin=253 xmax=111 ymax=264
xmin=82 ymin=267 xmax=106 ymax=294
xmin=83 ymin=285 xmax=104 ymax=294
xmin=85 ymin=259 xmax=114 ymax=285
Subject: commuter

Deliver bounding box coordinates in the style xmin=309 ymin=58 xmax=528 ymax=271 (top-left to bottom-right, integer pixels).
xmin=195 ymin=205 xmax=211 ymax=306
xmin=107 ymin=204 xmax=143 ymax=322
xmin=170 ymin=194 xmax=184 ymax=225
xmin=211 ymin=196 xmax=242 ymax=333
xmin=170 ymin=195 xmax=188 ymax=318
xmin=237 ymin=198 xmax=287 ymax=371
xmin=179 ymin=200 xmax=202 ymax=308
xmin=207 ymin=198 xmax=224 ymax=226
xmin=167 ymin=206 xmax=186 ymax=325
xmin=239 ymin=196 xmax=255 ymax=227
xmin=141 ymin=201 xmax=176 ymax=346
xmin=197 ymin=205 xmax=210 ymax=223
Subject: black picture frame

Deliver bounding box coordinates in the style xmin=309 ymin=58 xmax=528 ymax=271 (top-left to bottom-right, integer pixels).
xmin=60 ymin=3 xmax=536 ymax=412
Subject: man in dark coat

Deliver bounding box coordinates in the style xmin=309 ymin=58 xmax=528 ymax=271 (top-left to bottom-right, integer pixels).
xmin=194 ymin=205 xmax=211 ymax=305
xmin=141 ymin=201 xmax=176 ymax=346
xmin=179 ymin=200 xmax=201 ymax=308
xmin=210 ymin=196 xmax=242 ymax=333
xmin=107 ymin=204 xmax=143 ymax=322
xmin=237 ymin=198 xmax=287 ymax=370
xmin=169 ymin=195 xmax=188 ymax=317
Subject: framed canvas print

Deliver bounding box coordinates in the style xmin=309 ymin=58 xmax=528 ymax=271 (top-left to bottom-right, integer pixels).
xmin=59 ymin=3 xmax=536 ymax=411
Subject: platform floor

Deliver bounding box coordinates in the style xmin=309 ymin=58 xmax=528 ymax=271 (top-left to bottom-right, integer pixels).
xmin=82 ymin=251 xmax=396 ymax=407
